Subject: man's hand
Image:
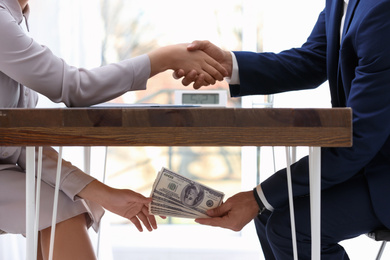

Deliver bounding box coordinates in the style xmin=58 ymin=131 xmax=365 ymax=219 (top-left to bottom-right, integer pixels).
xmin=149 ymin=43 xmax=228 ymax=87
xmin=173 ymin=40 xmax=233 ymax=89
xmin=195 ymin=191 xmax=260 ymax=231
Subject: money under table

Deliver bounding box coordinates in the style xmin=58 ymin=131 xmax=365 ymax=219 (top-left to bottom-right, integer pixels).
xmin=0 ymin=107 xmax=352 ymax=260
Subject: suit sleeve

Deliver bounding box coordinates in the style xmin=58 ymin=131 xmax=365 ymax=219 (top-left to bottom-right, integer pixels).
xmin=233 ymin=3 xmax=390 ymax=211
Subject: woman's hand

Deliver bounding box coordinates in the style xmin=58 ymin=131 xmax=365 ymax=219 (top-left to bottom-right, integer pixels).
xmin=148 ymin=43 xmax=228 ymax=87
xmin=173 ymin=41 xmax=233 ymax=89
xmin=78 ymin=180 xmax=157 ymax=232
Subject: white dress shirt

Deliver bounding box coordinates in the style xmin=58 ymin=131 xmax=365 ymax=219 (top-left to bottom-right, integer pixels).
xmin=340 ymin=0 xmax=349 ymax=41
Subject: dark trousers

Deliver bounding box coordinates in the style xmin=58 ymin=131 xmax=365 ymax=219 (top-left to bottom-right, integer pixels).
xmin=254 ymin=174 xmax=385 ymax=260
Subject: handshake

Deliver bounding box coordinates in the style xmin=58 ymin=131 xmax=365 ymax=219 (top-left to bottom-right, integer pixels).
xmin=148 ymin=40 xmax=233 ymax=89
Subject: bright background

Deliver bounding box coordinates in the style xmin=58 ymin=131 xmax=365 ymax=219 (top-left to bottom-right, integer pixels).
xmin=0 ymin=0 xmax=388 ymax=259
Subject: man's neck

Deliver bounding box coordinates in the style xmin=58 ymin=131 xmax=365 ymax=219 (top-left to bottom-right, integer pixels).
xmin=18 ymin=0 xmax=28 ymax=12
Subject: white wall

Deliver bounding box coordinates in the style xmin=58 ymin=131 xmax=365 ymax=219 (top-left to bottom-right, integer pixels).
xmin=28 ymin=0 xmax=102 ymax=108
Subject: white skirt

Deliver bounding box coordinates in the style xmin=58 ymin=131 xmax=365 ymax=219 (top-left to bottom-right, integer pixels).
xmin=0 ymin=165 xmax=104 ymax=234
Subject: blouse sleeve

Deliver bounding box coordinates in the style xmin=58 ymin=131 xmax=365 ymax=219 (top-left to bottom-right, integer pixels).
xmin=17 ymin=146 xmax=95 ymax=201
xmin=0 ymin=8 xmax=150 ymax=107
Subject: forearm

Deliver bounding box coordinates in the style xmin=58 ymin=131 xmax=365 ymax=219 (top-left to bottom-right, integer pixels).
xmin=17 ymin=146 xmax=96 ymax=201
xmin=148 ymin=45 xmax=176 ymax=77
xmin=77 ymin=180 xmax=112 ymax=208
xmin=76 ymin=178 xmax=156 ymax=232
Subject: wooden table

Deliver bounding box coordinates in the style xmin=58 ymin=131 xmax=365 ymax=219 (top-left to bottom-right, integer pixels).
xmin=0 ymin=107 xmax=352 ymax=260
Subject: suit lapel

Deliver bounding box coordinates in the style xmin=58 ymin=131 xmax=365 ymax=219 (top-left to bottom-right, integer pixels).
xmin=336 ymin=0 xmax=360 ymax=107
xmin=341 ymin=0 xmax=360 ymax=40
xmin=329 ymin=0 xmax=344 ymax=46
xmin=327 ymin=0 xmax=345 ymax=107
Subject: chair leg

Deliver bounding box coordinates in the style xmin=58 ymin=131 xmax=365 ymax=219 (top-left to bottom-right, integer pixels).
xmin=376 ymin=241 xmax=387 ymax=260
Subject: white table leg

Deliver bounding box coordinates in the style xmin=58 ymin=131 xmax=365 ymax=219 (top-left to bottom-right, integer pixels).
xmin=48 ymin=147 xmax=63 ymax=260
xmin=96 ymin=147 xmax=108 ymax=259
xmin=34 ymin=147 xmax=43 ymax=258
xmin=26 ymin=147 xmax=36 ymax=260
xmin=309 ymin=147 xmax=321 ymax=260
xmin=84 ymin=147 xmax=91 ymax=175
xmin=286 ymin=147 xmax=298 ymax=260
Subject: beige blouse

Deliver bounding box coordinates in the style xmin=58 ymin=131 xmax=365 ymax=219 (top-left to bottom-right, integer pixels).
xmin=0 ymin=0 xmax=151 ymax=206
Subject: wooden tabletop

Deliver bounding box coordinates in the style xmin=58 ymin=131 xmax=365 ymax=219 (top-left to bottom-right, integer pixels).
xmin=0 ymin=107 xmax=352 ymax=147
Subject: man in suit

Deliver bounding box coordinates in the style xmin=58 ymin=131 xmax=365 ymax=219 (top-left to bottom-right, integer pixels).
xmin=175 ymin=0 xmax=390 ymax=259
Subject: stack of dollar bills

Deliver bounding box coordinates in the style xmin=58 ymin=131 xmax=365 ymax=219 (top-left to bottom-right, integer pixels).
xmin=149 ymin=167 xmax=225 ymax=218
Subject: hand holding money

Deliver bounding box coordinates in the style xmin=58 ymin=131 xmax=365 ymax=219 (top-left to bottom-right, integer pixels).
xmin=149 ymin=167 xmax=225 ymax=218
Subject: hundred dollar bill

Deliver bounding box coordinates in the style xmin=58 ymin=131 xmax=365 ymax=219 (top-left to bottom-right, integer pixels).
xmin=151 ymin=193 xmax=208 ymax=217
xmin=150 ymin=206 xmax=203 ymax=219
xmin=149 ymin=167 xmax=225 ymax=218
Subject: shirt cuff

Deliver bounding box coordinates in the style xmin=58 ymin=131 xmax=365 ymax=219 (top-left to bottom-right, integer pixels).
xmin=61 ymin=169 xmax=96 ymax=201
xmin=255 ymin=185 xmax=274 ymax=212
xmin=224 ymin=51 xmax=240 ymax=85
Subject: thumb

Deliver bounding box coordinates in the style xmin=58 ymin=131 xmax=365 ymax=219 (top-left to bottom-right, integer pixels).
xmin=187 ymin=40 xmax=210 ymax=51
xmin=141 ymin=197 xmax=153 ymax=204
xmin=207 ymin=203 xmax=230 ymax=217
xmin=131 ymin=192 xmax=152 ymax=204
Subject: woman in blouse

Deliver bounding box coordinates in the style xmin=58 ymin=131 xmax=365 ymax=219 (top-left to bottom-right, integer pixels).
xmin=0 ymin=0 xmax=227 ymax=259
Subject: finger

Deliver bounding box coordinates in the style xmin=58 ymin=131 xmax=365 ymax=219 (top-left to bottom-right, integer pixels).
xmin=142 ymin=206 xmax=157 ymax=230
xmin=205 ymin=58 xmax=228 ymax=78
xmin=136 ymin=210 xmax=153 ymax=232
xmin=193 ymin=74 xmax=209 ymax=89
xmin=173 ymin=69 xmax=185 ymax=79
xmin=130 ymin=216 xmax=143 ymax=232
xmin=139 ymin=207 xmax=154 ymax=231
xmin=199 ymin=58 xmax=225 ymax=82
xmin=187 ymin=40 xmax=210 ymax=51
xmin=193 ymin=81 xmax=201 ymax=89
xmin=193 ymin=81 xmax=209 ymax=90
xmin=207 ymin=203 xmax=230 ymax=217
xmin=195 ymin=217 xmax=226 ymax=228
xmin=200 ymin=57 xmax=228 ymax=84
xmin=200 ymin=71 xmax=217 ymax=86
xmin=128 ymin=191 xmax=152 ymax=203
xmin=181 ymin=77 xmax=192 ymax=87
xmin=181 ymin=70 xmax=198 ymax=86
xmin=196 ymin=215 xmax=242 ymax=231
xmin=135 ymin=196 xmax=152 ymax=204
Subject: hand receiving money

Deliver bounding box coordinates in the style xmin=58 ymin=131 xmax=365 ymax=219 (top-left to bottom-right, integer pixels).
xmin=149 ymin=167 xmax=225 ymax=218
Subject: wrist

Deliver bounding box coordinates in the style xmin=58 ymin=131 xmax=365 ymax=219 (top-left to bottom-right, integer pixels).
xmin=148 ymin=45 xmax=173 ymax=77
xmin=78 ymin=180 xmax=111 ymax=207
xmin=223 ymin=51 xmax=233 ymax=77
xmin=253 ymin=187 xmax=266 ymax=215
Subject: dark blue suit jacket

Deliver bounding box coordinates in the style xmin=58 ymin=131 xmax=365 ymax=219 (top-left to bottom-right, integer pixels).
xmin=230 ymin=0 xmax=390 ymax=228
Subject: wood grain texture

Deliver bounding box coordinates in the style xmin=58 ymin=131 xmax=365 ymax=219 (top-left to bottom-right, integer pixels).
xmin=0 ymin=107 xmax=352 ymax=147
